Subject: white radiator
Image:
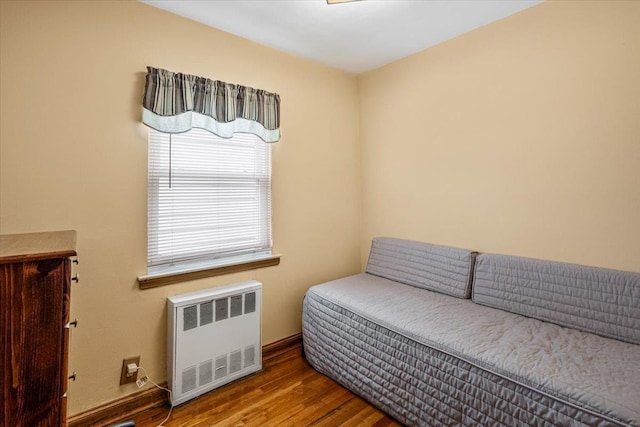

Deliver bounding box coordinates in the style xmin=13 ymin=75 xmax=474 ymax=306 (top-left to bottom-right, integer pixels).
xmin=167 ymin=280 xmax=262 ymax=406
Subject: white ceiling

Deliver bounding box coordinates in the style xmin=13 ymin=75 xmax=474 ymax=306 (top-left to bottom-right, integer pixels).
xmin=139 ymin=0 xmax=543 ymax=74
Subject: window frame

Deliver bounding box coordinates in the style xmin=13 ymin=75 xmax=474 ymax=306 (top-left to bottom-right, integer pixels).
xmin=138 ymin=128 xmax=280 ymax=289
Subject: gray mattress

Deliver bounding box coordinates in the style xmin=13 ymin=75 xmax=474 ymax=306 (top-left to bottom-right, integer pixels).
xmin=302 ymin=274 xmax=640 ymax=426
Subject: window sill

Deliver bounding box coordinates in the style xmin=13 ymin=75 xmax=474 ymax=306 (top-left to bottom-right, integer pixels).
xmin=137 ymin=254 xmax=281 ymax=290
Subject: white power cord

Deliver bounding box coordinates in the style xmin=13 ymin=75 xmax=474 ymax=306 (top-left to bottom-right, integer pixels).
xmin=132 ymin=365 xmax=174 ymax=427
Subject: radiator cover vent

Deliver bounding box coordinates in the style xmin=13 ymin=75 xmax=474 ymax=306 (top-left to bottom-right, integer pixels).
xmin=167 ymin=280 xmax=262 ymax=406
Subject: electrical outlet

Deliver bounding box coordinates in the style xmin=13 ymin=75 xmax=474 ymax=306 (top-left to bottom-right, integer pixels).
xmin=119 ymin=356 xmax=140 ymax=385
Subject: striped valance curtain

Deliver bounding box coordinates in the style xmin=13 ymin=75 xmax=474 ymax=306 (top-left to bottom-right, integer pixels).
xmin=142 ymin=66 xmax=280 ymax=143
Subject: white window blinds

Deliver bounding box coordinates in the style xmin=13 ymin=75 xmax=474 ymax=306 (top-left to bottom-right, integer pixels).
xmin=148 ymin=128 xmax=272 ymax=269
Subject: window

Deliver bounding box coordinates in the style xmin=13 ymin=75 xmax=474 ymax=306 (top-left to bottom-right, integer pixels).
xmin=146 ymin=128 xmax=273 ymax=278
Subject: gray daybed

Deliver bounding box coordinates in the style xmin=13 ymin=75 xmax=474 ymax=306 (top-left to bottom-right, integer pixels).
xmin=302 ymin=237 xmax=640 ymax=426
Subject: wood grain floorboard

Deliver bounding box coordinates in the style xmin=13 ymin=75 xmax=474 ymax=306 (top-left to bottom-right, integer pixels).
xmin=126 ymin=343 xmax=402 ymax=427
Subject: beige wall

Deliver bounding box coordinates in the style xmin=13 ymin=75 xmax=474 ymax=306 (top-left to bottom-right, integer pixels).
xmin=358 ymin=0 xmax=640 ymax=272
xmin=0 ymin=0 xmax=361 ymax=415
xmin=2 ymin=0 xmax=639 ymax=418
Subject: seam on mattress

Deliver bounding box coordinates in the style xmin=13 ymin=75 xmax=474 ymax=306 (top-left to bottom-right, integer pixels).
xmin=304 ymin=298 xmax=592 ymax=427
xmin=306 ymin=290 xmax=631 ymax=426
xmin=466 ymin=252 xmax=478 ymax=296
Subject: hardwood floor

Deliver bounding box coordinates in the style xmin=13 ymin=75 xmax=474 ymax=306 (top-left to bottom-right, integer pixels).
xmin=125 ymin=343 xmax=402 ymax=427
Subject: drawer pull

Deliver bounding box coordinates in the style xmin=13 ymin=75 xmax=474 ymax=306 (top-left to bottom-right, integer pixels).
xmin=73 ymin=257 xmax=79 ymax=265
xmin=68 ymin=372 xmax=77 ymax=381
xmin=65 ymin=319 xmax=79 ymax=329
xmin=71 ymin=273 xmax=80 ymax=283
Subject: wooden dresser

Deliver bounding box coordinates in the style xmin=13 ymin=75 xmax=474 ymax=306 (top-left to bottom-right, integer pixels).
xmin=1 ymin=230 xmax=78 ymax=427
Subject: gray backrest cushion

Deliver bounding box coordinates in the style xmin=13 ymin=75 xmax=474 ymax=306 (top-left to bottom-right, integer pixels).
xmin=473 ymin=254 xmax=640 ymax=344
xmin=365 ymin=237 xmax=478 ymax=298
